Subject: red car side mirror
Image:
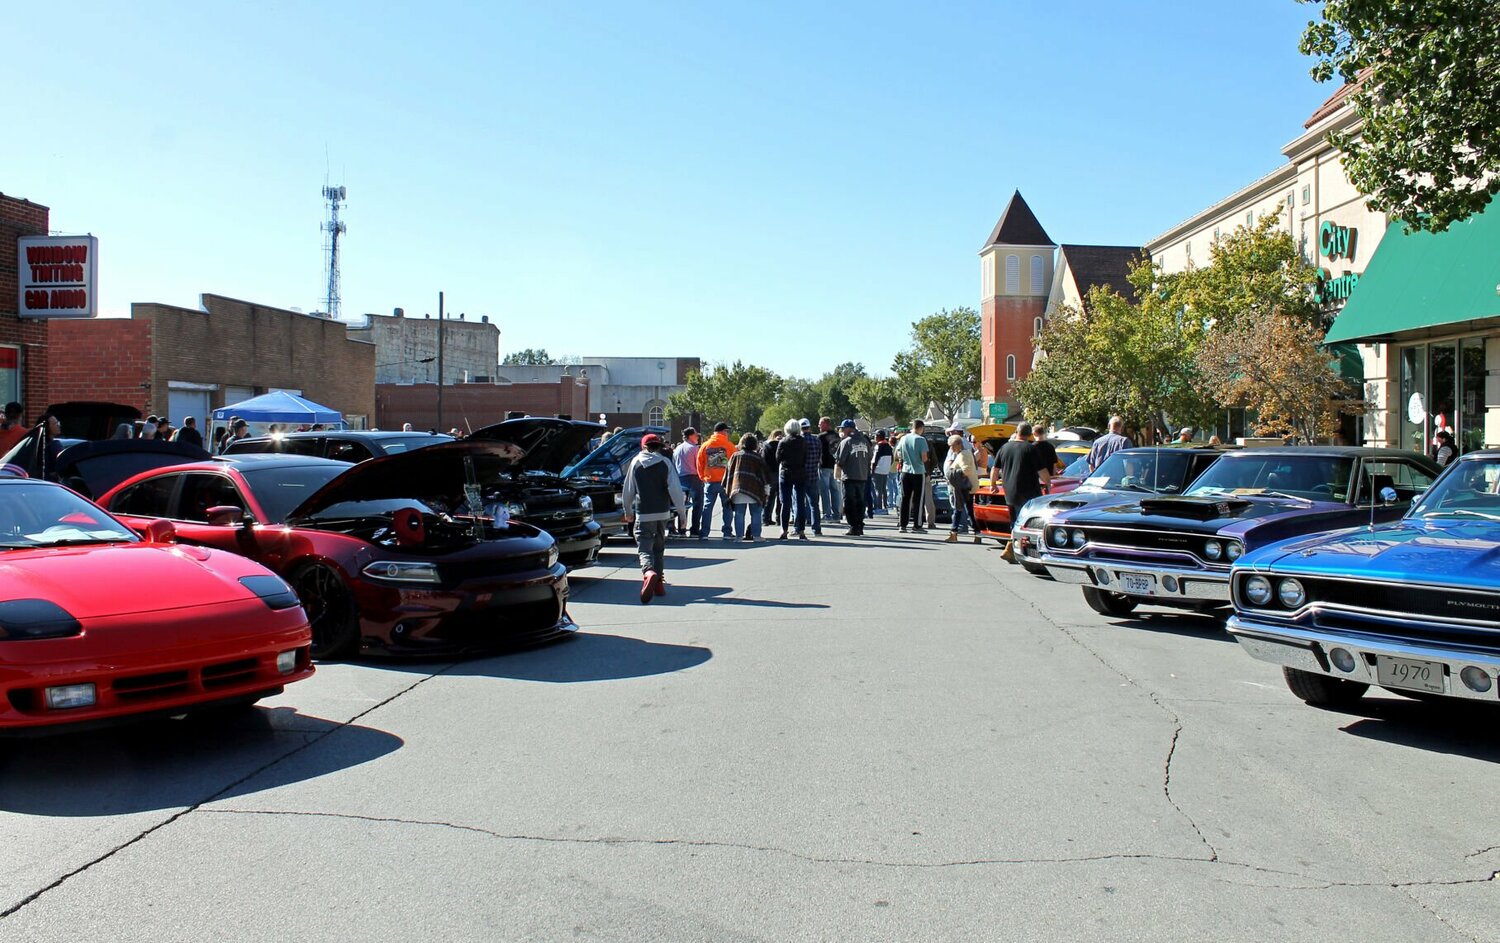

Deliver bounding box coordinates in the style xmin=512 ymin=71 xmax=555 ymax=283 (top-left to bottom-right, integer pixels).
xmin=206 ymin=505 xmax=244 ymax=527
xmin=143 ymin=519 xmax=176 ymax=544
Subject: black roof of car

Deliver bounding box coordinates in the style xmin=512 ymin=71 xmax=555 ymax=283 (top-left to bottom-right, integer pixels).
xmin=1225 ymin=446 xmax=1429 ymax=459
xmin=213 ymin=454 xmax=353 ymax=472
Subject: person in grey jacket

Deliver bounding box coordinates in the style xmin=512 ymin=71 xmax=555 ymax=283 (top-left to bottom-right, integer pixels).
xmin=622 ymin=433 xmax=687 ymax=603
xmin=833 ymin=420 xmax=872 ymax=536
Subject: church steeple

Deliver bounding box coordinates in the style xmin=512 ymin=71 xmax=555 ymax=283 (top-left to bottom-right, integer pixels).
xmin=983 ymin=190 xmax=1054 ymax=249
xmin=979 ymin=190 xmax=1055 ymax=414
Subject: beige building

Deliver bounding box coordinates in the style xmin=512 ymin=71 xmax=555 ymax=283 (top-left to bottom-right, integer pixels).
xmin=348 ymin=309 xmax=501 ymax=385
xmin=1145 ymin=86 xmax=1396 ymax=445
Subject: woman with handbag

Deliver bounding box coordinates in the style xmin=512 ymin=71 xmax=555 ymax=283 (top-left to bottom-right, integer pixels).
xmin=725 ymin=432 xmax=773 ymax=542
xmin=943 ymin=434 xmax=981 ymax=544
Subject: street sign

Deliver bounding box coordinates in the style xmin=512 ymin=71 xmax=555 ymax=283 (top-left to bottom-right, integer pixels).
xmin=987 ymin=402 xmax=1009 ymax=420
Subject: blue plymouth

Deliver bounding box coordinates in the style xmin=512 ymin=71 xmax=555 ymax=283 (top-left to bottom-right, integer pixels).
xmin=1229 ymin=449 xmax=1500 ymax=707
xmin=1040 ymin=447 xmax=1441 ymax=617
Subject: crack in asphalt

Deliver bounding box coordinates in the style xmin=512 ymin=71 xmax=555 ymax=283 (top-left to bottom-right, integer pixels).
xmin=198 ymin=808 xmax=1500 ymax=897
xmin=0 ymin=665 xmax=456 ymax=921
xmin=967 ymin=557 xmax=1222 ymax=863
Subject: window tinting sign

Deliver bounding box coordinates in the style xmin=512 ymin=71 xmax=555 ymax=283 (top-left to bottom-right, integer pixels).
xmin=17 ymin=235 xmax=98 ymax=319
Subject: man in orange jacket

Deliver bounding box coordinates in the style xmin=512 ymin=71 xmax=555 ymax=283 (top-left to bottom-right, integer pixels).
xmin=695 ymin=421 xmax=737 ymax=539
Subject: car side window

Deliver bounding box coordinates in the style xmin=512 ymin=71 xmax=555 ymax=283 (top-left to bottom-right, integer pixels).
xmin=1359 ymin=460 xmax=1436 ymax=504
xmin=175 ymin=473 xmax=248 ymax=523
xmin=325 ymin=440 xmax=373 ymax=463
xmin=282 ymin=437 xmax=324 ymax=456
xmin=111 ymin=475 xmax=179 ymax=517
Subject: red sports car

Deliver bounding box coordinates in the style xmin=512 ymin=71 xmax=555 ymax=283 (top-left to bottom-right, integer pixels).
xmin=0 ymin=477 xmax=314 ymax=732
xmin=99 ymin=441 xmax=575 ymax=661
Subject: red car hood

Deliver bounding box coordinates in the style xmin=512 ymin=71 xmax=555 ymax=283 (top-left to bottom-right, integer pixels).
xmin=0 ymin=543 xmax=264 ymax=620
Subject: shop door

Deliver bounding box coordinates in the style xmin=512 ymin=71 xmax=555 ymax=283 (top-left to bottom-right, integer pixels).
xmin=168 ymin=389 xmax=210 ymax=427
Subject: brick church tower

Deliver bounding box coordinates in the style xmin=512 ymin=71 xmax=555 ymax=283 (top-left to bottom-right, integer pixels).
xmin=979 ymin=191 xmax=1054 ymax=418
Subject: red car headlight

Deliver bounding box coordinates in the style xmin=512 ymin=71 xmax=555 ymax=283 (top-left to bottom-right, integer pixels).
xmin=0 ymin=599 xmax=83 ymax=640
xmin=238 ymin=575 xmax=302 ymax=610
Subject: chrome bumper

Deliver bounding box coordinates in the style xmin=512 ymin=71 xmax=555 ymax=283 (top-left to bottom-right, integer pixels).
xmin=1013 ymin=526 xmax=1044 ymax=560
xmin=1042 ymin=555 xmax=1231 ymax=602
xmin=1228 ymin=615 xmax=1500 ymax=702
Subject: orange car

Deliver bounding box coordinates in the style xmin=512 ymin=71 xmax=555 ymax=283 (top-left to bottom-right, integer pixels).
xmin=972 ymin=440 xmax=1088 ymax=539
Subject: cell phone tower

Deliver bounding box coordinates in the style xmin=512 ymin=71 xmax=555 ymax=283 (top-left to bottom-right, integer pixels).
xmin=321 ymin=184 xmax=347 ymax=320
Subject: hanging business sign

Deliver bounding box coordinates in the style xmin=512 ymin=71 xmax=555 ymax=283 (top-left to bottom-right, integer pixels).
xmin=17 ymin=235 xmax=98 ymax=318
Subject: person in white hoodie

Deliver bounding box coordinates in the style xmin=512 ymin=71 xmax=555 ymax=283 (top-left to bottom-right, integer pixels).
xmin=622 ymin=433 xmax=687 ymax=603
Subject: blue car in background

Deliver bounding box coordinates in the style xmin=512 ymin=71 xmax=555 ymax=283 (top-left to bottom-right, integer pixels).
xmin=564 ymin=425 xmax=670 ymax=539
xmin=1229 ymin=449 xmax=1500 ymax=708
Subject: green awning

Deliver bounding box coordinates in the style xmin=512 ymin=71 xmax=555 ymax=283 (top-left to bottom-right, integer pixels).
xmin=1327 ymin=342 xmax=1364 ymax=383
xmin=1324 ymin=205 xmax=1500 ymax=344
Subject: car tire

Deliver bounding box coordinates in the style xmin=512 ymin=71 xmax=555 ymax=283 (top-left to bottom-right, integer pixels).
xmin=1282 ymin=667 xmax=1368 ymax=706
xmin=1019 ymin=560 xmax=1049 ymax=577
xmin=292 ymin=563 xmax=361 ymax=661
xmin=1082 ymin=586 xmax=1138 ymax=617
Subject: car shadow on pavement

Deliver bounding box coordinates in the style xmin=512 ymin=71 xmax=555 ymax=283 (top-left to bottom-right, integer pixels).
xmin=0 ymin=708 xmax=401 ymax=816
xmin=414 ymin=632 xmax=712 ymax=682
xmin=1103 ymin=611 xmax=1237 ymax=642
xmin=1337 ymin=698 xmax=1500 ymax=763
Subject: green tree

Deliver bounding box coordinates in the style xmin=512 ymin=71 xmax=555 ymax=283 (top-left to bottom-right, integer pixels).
xmin=811 ymin=362 xmax=868 ymax=422
xmin=1172 ymin=216 xmax=1321 ymax=328
xmin=666 ymin=361 xmax=784 ymax=434
xmin=890 ymin=307 xmax=982 ymax=424
xmin=759 ymin=377 xmax=823 ymax=436
xmin=848 ymin=375 xmax=920 ymax=426
xmin=502 ymin=348 xmax=554 ymax=365
xmin=1300 ymin=0 xmax=1500 ymax=232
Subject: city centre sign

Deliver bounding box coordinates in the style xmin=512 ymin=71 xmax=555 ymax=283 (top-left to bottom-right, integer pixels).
xmin=17 ymin=235 xmax=98 ymax=319
xmin=1318 ymin=221 xmax=1357 ymax=262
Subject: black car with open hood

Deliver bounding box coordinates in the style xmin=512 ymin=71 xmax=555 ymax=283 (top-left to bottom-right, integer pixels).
xmin=0 ymin=402 xmax=210 ymax=498
xmin=464 ymin=418 xmax=605 ymax=568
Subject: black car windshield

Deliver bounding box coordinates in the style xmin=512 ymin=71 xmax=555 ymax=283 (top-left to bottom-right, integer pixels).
xmin=240 ymin=465 xmax=346 ymax=523
xmin=1187 ymin=455 xmax=1353 ymax=502
xmin=0 ymin=482 xmax=138 ymax=548
xmin=1410 ymin=457 xmax=1500 ymax=521
xmin=563 ymin=432 xmax=640 ymax=478
xmin=1084 ymin=450 xmax=1194 ymax=494
xmin=376 ymin=435 xmax=452 ymax=455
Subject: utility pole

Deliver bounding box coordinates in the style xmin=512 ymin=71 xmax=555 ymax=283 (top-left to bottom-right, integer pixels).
xmin=436 ymin=291 xmax=445 ymax=431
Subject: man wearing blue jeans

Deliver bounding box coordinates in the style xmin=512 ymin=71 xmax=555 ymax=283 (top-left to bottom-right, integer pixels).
xmin=671 ymin=427 xmax=703 ymax=537
xmin=816 ymin=417 xmax=842 ymax=524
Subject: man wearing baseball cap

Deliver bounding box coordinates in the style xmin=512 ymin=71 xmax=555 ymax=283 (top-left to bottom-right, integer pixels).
xmin=695 ymin=421 xmax=737 ymax=539
xmin=622 ymin=433 xmax=687 ymax=603
xmin=833 ymin=420 xmax=872 ymax=536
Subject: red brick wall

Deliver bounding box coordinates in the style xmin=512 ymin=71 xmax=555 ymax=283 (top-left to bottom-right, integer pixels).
xmin=0 ymin=194 xmax=52 ymax=419
xmin=46 ymin=319 xmax=153 ymax=410
xmin=376 ymin=377 xmax=590 ymax=431
xmin=981 ymin=295 xmax=1046 ymax=414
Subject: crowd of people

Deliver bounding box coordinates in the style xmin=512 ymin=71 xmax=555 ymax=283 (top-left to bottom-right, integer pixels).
xmin=617 ymin=415 xmax=1075 ymax=604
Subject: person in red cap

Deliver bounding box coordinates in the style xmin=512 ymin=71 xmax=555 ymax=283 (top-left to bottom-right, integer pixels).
xmin=621 ymin=432 xmax=687 ymax=603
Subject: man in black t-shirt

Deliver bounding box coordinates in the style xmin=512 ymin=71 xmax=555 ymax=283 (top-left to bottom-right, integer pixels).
xmin=998 ymin=423 xmax=1051 ymax=562
xmin=1031 ymin=429 xmax=1061 ymax=476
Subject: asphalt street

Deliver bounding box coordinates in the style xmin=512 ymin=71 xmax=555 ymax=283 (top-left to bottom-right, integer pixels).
xmin=2 ymin=511 xmax=1498 ymax=942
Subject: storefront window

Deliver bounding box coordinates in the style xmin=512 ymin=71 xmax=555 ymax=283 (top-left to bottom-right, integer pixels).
xmin=1461 ymin=338 xmax=1486 ymax=454
xmin=0 ymin=346 xmax=18 ymax=406
xmin=1431 ymin=341 xmax=1457 ymax=454
xmin=1400 ymin=345 xmax=1427 ymax=454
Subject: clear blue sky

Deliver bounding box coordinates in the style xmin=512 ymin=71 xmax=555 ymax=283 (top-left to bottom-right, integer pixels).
xmin=10 ymin=1 xmax=1333 ymax=379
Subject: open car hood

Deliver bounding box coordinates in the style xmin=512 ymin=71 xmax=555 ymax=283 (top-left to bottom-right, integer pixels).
xmin=44 ymin=402 xmax=143 ymax=441
xmin=468 ymin=418 xmax=604 ymax=474
xmin=55 ymin=439 xmax=211 ymax=498
xmin=285 ymin=440 xmax=526 ymax=522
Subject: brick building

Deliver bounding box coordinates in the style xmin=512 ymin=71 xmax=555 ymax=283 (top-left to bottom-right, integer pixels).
xmin=49 ymin=294 xmax=376 ymax=427
xmin=348 ymin=309 xmax=501 ymax=385
xmin=375 ymin=376 xmax=590 ymax=431
xmin=979 ymin=192 xmax=1054 ymax=418
xmin=0 ymin=193 xmax=52 ymax=417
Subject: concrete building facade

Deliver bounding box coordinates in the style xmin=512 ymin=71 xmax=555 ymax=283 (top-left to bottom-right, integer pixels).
xmin=0 ymin=193 xmax=52 ymax=417
xmin=499 ymin=356 xmax=702 ymax=432
xmin=348 ymin=310 xmax=501 ymax=385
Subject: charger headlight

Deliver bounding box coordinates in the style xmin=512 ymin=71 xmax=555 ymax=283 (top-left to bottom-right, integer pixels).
xmin=546 ymin=546 xmax=560 ymax=568
xmin=1277 ymin=578 xmax=1306 ymax=609
xmin=362 ymin=561 xmax=442 ymax=584
xmin=1203 ymin=540 xmax=1223 ymax=561
xmin=1243 ymin=576 xmax=1273 ymax=607
xmin=0 ymin=599 xmax=83 ymax=640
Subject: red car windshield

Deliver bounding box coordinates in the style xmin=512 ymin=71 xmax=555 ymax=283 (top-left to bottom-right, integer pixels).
xmin=0 ymin=482 xmax=138 ymax=548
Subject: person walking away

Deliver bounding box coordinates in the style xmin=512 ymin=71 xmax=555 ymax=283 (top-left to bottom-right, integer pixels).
xmin=0 ymin=402 xmax=27 ymax=456
xmin=776 ymin=420 xmax=814 ymax=540
xmin=1087 ymin=415 xmax=1132 ymax=471
xmin=763 ymin=430 xmax=783 ymax=522
xmin=999 ymin=423 xmax=1050 ymax=562
xmin=833 ymin=420 xmax=872 ymax=536
xmin=672 ymin=427 xmax=704 ymax=537
xmin=621 ymin=433 xmax=687 ymax=603
xmin=724 ymin=433 xmax=772 ymax=541
xmin=870 ymin=431 xmax=893 ymax=515
xmin=799 ymin=419 xmax=823 ymax=535
xmin=816 ymin=417 xmax=843 ymax=524
xmin=1433 ymin=429 xmax=1457 ymax=468
xmin=1031 ymin=426 xmax=1062 ymax=475
xmin=176 ymin=416 xmax=204 ymax=449
xmin=696 ymin=422 xmax=736 ymax=539
xmin=944 ymin=433 xmax=981 ymax=543
xmin=897 ymin=421 xmax=930 ymax=533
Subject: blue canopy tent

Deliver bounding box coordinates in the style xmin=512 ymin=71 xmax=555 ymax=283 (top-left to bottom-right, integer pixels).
xmin=210 ymin=391 xmax=344 ymax=451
